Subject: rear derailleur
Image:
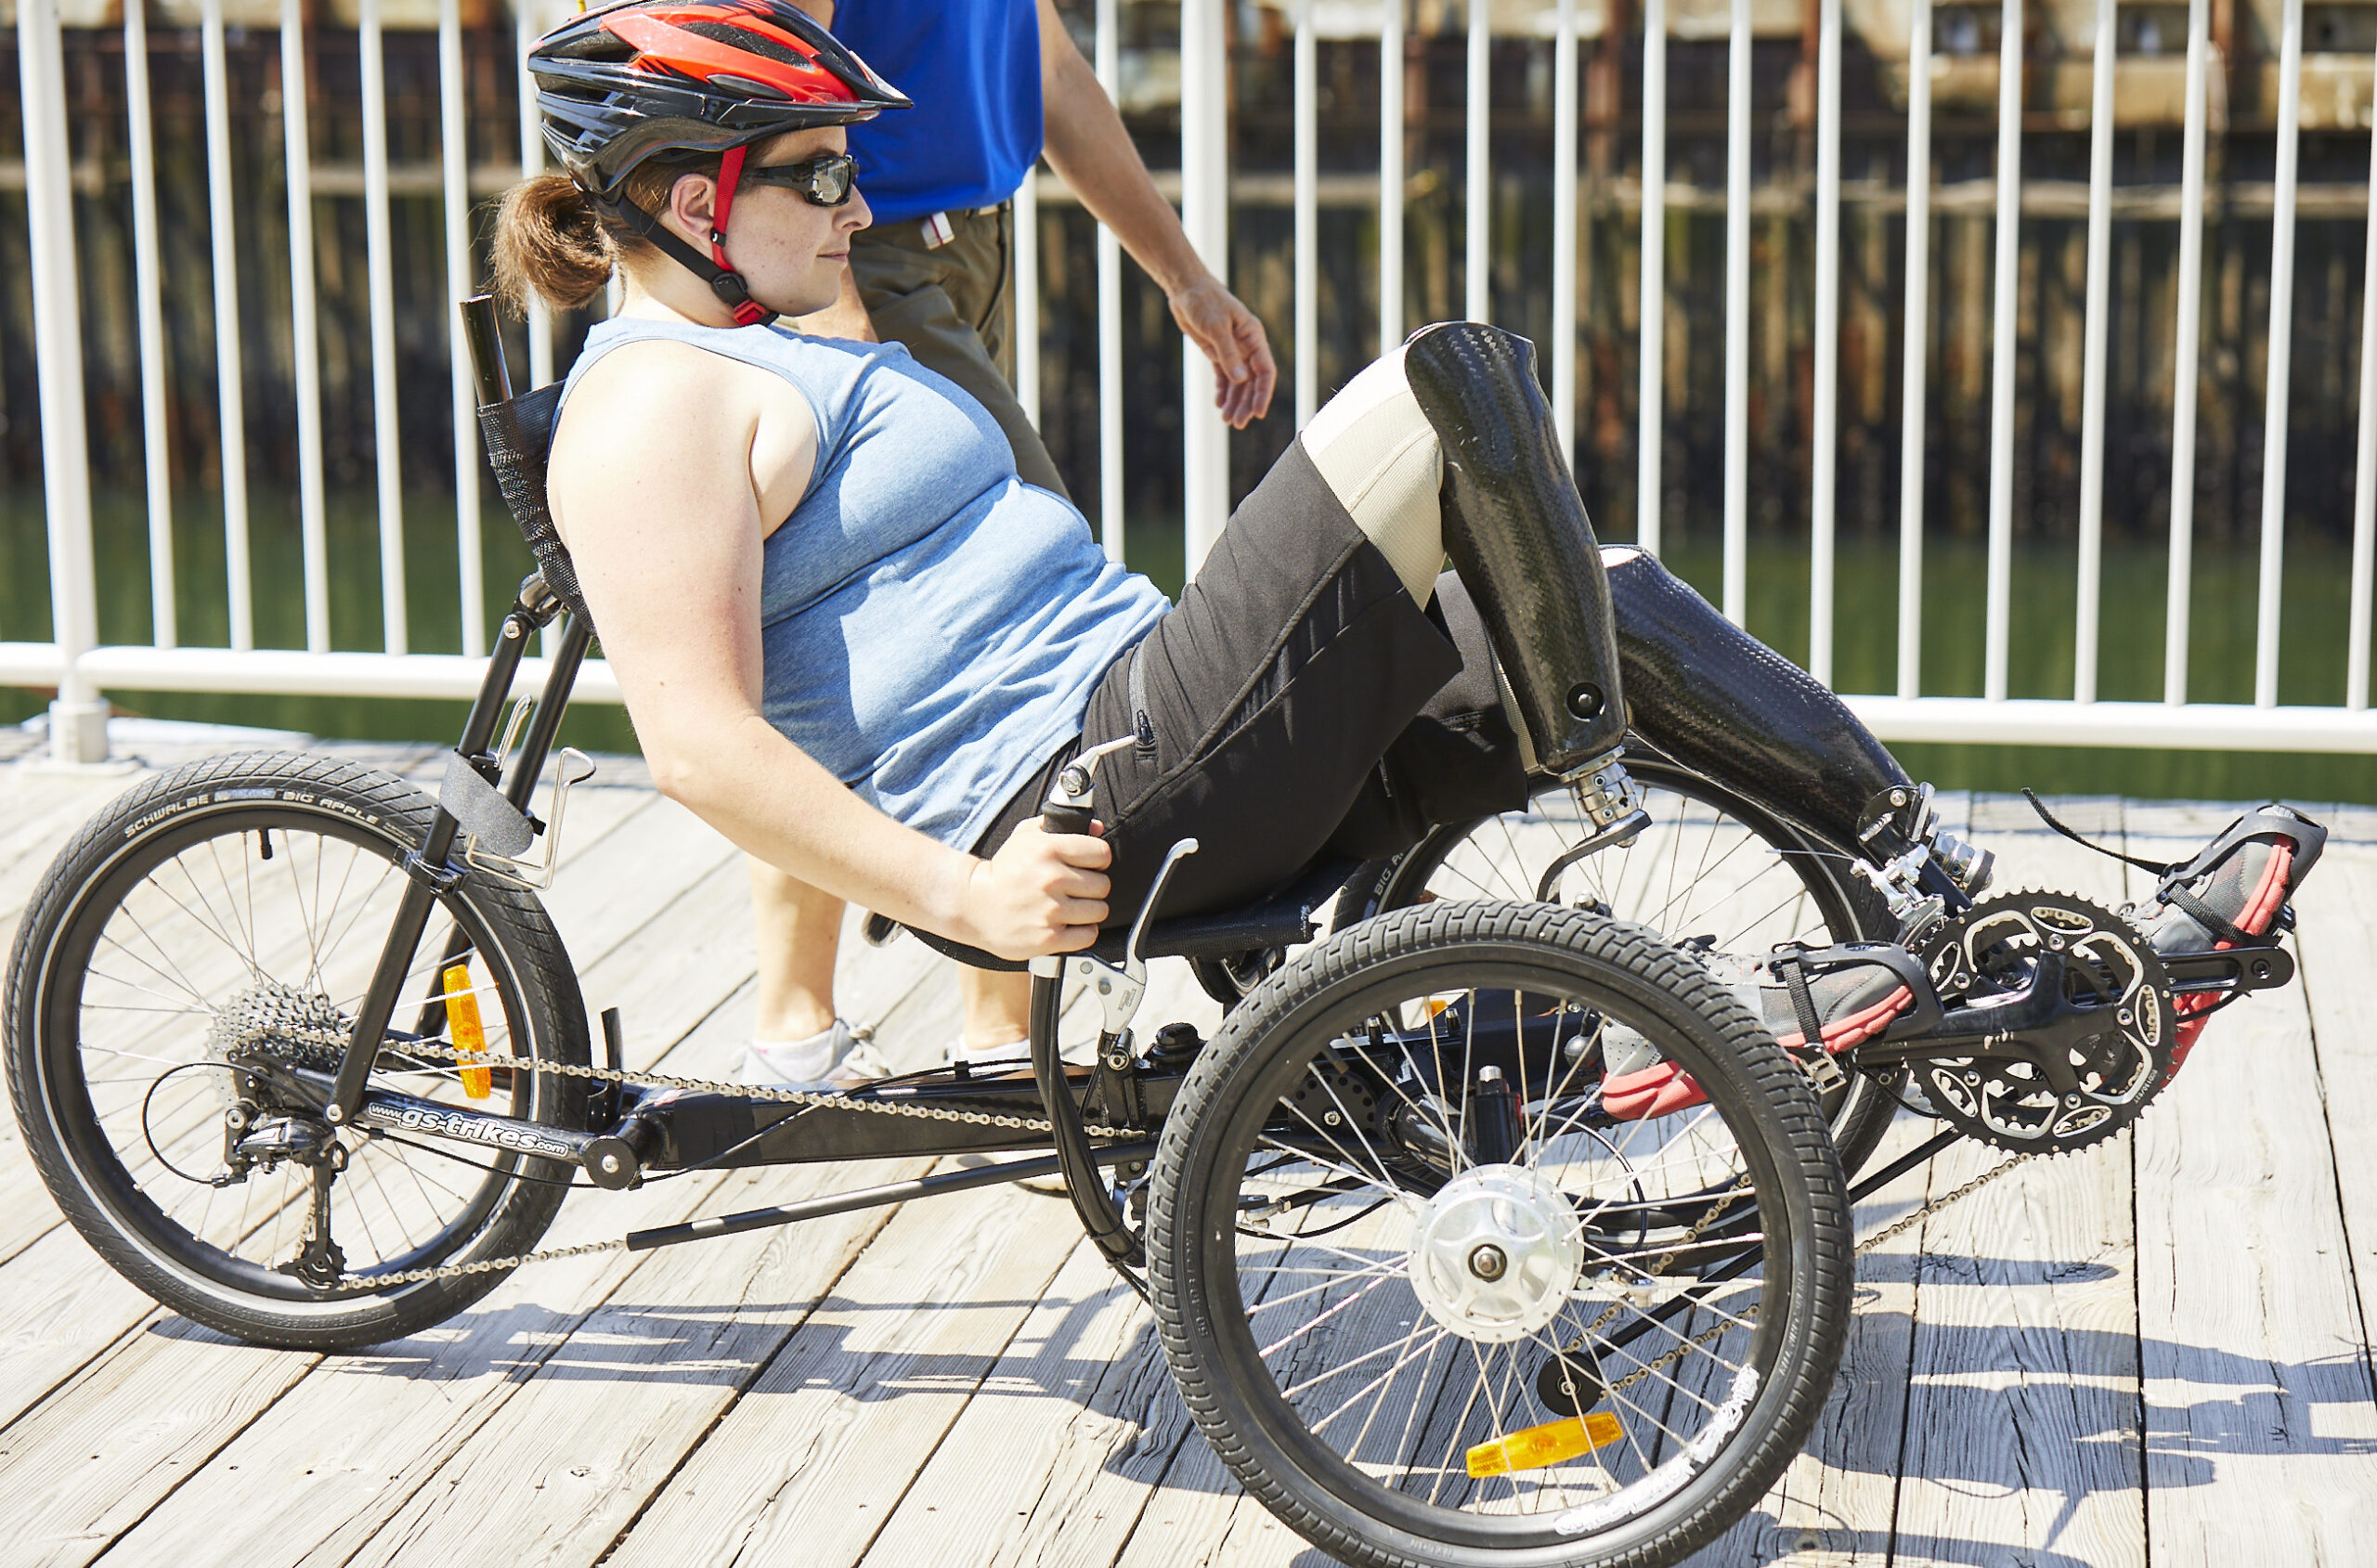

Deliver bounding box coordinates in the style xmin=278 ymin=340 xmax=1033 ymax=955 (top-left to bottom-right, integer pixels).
xmin=218 ymin=1089 xmax=350 ymax=1289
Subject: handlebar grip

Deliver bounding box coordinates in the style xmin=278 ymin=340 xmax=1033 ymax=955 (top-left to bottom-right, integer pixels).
xmin=1041 ymin=800 xmax=1095 ymax=836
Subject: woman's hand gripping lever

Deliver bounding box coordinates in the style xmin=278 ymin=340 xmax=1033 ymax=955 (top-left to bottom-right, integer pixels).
xmin=1027 ymin=738 xmax=1197 ymax=1286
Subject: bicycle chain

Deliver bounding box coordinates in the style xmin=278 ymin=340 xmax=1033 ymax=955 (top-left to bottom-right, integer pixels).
xmin=285 ymin=1021 xmax=2038 ymax=1294
xmin=229 ymin=1025 xmax=1137 ymax=1290
xmin=1593 ymin=1148 xmax=2035 ymax=1403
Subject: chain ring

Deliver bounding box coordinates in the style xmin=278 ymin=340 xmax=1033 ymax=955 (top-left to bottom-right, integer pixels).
xmin=1910 ymin=890 xmax=2176 ymax=1153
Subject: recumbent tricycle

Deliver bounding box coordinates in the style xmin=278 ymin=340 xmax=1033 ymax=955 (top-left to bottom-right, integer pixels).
xmin=5 ymin=305 xmax=2323 ymax=1568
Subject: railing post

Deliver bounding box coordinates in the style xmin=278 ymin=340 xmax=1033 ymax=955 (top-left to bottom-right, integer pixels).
xmin=1809 ymin=0 xmax=1841 ymax=685
xmin=442 ymin=0 xmax=485 ymax=659
xmin=1895 ymin=0 xmax=1931 ymax=700
xmin=1982 ymin=0 xmax=2024 ymax=704
xmin=1379 ymin=0 xmax=1405 ymax=353
xmin=1096 ymin=0 xmax=1125 ymax=560
xmin=20 ymin=0 xmax=106 ymax=764
xmin=1638 ymin=0 xmax=1666 ymax=555
xmin=1180 ymin=0 xmax=1229 ymax=567
xmin=1721 ymin=0 xmax=1750 ymax=621
xmin=1293 ymin=0 xmax=1318 ymax=430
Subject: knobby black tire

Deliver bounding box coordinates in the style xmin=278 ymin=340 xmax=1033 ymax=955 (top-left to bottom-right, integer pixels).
xmin=5 ymin=752 xmax=590 ymax=1351
xmin=1148 ymin=901 xmax=1852 ymax=1568
xmin=1335 ymin=754 xmax=1903 ymax=1179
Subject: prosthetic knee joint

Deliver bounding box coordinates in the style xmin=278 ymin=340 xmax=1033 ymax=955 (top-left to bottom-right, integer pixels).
xmin=1403 ymin=324 xmax=1637 ymax=833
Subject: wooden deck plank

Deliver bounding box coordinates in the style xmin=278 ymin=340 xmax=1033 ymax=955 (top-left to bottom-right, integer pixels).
xmin=2 ymin=762 xmax=2371 ymax=1565
xmin=847 ymin=953 xmax=1225 ymax=1568
xmin=338 ymin=1151 xmax=933 ymax=1568
xmin=2286 ymin=802 xmax=2377 ymax=1406
xmin=852 ymin=1240 xmax=1189 ymax=1568
xmin=0 ymin=849 xmax=781 ymax=1558
xmin=1601 ymin=793 xmax=1970 ymax=1568
xmin=80 ymin=995 xmax=775 ymax=1568
xmin=1685 ymin=1110 xmax=1936 ymax=1568
xmin=1889 ymin=795 xmax=2146 ymax=1568
xmin=598 ymin=1175 xmax=1085 ymax=1568
xmin=606 ymin=949 xmax=1206 ymax=1568
xmin=321 ymin=933 xmax=965 ymax=1568
xmin=0 ymin=901 xmax=954 ymax=1568
xmin=0 ymin=1315 xmax=319 ymax=1568
xmin=2127 ymin=800 xmax=2377 ymax=1568
xmin=0 ymin=1225 xmax=163 ymax=1439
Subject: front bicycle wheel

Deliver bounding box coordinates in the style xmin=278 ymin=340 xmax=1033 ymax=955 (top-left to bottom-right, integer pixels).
xmin=1150 ymin=903 xmax=1851 ymax=1568
xmin=1337 ymin=756 xmax=1902 ymax=1177
xmin=5 ymin=752 xmax=590 ymax=1351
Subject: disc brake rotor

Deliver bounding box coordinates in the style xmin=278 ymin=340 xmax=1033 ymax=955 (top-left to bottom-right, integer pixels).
xmin=1913 ymin=891 xmax=2176 ymax=1153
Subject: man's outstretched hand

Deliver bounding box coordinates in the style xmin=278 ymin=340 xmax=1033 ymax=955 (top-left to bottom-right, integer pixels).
xmin=1170 ymin=276 xmax=1278 ymax=430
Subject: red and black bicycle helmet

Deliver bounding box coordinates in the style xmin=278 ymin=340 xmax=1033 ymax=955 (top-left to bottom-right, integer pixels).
xmin=530 ymin=0 xmax=908 ymax=323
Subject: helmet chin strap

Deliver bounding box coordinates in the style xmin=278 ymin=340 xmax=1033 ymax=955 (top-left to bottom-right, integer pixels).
xmin=594 ymin=146 xmax=777 ymax=328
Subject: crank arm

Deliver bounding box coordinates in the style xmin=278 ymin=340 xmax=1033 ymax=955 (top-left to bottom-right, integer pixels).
xmin=2161 ymin=943 xmax=2294 ymax=997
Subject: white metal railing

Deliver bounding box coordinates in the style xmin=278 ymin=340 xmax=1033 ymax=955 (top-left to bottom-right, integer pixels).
xmin=8 ymin=0 xmax=2377 ymax=765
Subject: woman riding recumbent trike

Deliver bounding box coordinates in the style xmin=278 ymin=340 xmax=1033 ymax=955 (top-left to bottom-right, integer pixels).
xmin=4 ymin=318 xmax=2319 ymax=1566
xmin=5 ymin=3 xmax=2327 ymax=1559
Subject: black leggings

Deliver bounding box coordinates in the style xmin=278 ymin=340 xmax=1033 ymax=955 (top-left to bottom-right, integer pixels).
xmin=970 ymin=440 xmax=1529 ymax=937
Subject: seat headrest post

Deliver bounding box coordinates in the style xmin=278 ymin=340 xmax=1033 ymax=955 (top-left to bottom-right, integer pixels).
xmin=460 ymin=295 xmax=513 ymax=408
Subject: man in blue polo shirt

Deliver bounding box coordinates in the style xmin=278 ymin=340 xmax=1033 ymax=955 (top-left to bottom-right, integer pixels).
xmin=788 ymin=0 xmax=1273 ymax=497
xmin=744 ymin=0 xmax=1279 ymax=1088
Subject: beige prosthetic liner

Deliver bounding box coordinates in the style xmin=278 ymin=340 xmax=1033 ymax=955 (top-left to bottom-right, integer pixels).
xmin=1302 ymin=345 xmax=1636 ymax=776
xmin=1299 ymin=344 xmax=1448 ymax=606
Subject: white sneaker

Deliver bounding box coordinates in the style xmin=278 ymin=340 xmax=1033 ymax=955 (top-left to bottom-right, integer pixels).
xmin=741 ymin=1019 xmax=890 ymax=1092
xmin=944 ymin=1035 xmax=1031 ymax=1073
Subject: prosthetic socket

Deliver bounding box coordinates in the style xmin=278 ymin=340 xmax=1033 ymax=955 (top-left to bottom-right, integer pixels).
xmin=1403 ymin=324 xmax=1629 ymax=778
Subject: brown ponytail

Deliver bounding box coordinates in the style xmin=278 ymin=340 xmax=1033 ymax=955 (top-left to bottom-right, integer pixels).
xmin=490 ymin=175 xmax=616 ymax=315
xmin=489 ymin=154 xmax=727 ymax=317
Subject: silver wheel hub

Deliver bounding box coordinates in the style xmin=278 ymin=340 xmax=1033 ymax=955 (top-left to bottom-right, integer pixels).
xmin=1406 ymin=1163 xmax=1584 ymax=1343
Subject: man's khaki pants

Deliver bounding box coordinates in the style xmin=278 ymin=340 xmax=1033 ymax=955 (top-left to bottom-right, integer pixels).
xmin=849 ymin=202 xmax=1070 ymax=500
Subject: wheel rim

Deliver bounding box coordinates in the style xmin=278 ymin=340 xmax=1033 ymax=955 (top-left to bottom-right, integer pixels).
xmin=1381 ymin=762 xmax=1900 ymax=1161
xmin=1387 ymin=765 xmax=1864 ymax=958
xmin=1197 ymin=950 xmax=1804 ymax=1545
xmin=35 ymin=808 xmax=550 ymax=1310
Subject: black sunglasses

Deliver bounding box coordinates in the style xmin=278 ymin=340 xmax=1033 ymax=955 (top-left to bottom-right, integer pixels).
xmin=738 ymin=151 xmax=859 ymax=207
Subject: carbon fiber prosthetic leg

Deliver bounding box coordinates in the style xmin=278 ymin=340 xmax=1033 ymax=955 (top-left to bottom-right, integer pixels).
xmin=1601 ymin=547 xmax=1911 ymax=850
xmin=1402 ymin=323 xmax=1629 ymax=779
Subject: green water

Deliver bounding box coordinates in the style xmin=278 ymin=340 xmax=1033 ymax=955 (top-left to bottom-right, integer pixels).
xmin=4 ymin=486 xmax=2372 ymax=804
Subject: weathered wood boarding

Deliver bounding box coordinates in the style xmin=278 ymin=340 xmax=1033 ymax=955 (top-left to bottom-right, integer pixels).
xmin=0 ymin=750 xmax=2370 ymax=1568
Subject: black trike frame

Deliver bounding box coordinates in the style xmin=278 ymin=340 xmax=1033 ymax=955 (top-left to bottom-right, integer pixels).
xmin=295 ymin=296 xmax=2301 ymax=1295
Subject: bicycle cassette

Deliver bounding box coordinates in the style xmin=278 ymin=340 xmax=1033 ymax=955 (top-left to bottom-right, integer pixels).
xmin=1908 ymin=891 xmax=2176 ymax=1153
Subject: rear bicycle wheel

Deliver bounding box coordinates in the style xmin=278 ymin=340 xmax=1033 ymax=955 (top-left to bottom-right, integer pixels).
xmin=1150 ymin=903 xmax=1851 ymax=1568
xmin=1336 ymin=755 xmax=1902 ymax=1177
xmin=5 ymin=752 xmax=590 ymax=1350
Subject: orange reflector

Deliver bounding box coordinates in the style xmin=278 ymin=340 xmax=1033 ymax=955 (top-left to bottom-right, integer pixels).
xmin=1465 ymin=1412 xmax=1624 ymax=1477
xmin=444 ymin=963 xmax=490 ymax=1099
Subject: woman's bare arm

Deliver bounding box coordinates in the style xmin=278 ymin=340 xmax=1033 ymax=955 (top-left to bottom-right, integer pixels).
xmin=548 ymin=342 xmax=1109 ymax=958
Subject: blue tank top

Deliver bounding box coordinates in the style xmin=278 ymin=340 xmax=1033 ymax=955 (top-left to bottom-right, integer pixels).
xmin=558 ymin=317 xmax=1169 ymax=850
xmin=834 ymin=0 xmax=1042 ymax=226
